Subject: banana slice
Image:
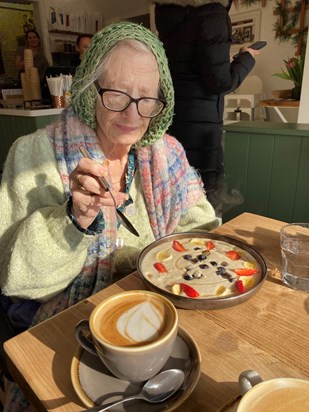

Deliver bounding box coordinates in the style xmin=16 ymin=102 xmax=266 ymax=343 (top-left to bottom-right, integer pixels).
xmin=156 ymin=250 xmax=172 ymax=261
xmin=243 ymin=261 xmax=257 ymax=269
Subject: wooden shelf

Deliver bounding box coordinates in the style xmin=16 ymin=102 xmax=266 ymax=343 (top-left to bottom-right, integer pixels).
xmin=49 ymin=29 xmax=92 ymax=36
xmin=51 ymin=52 xmax=75 ymax=55
xmin=259 ymin=99 xmax=300 ymax=108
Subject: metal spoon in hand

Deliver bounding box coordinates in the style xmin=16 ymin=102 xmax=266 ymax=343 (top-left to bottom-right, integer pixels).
xmin=85 ymin=368 xmax=185 ymax=412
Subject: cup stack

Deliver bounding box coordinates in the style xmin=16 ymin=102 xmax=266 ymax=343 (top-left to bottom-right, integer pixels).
xmin=30 ymin=67 xmax=42 ymax=100
xmin=21 ymin=48 xmax=42 ymax=103
xmin=20 ymin=72 xmax=31 ymax=102
xmin=23 ymin=48 xmax=33 ymax=71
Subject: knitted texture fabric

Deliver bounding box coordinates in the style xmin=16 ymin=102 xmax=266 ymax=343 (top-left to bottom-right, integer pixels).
xmin=71 ymin=21 xmax=174 ymax=147
xmin=30 ymin=108 xmax=204 ymax=324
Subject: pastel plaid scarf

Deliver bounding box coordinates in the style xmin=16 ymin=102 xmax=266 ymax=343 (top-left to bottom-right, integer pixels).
xmin=32 ymin=108 xmax=204 ymax=324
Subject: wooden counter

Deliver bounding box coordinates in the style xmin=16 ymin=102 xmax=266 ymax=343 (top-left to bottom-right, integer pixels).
xmin=0 ymin=108 xmax=63 ymax=117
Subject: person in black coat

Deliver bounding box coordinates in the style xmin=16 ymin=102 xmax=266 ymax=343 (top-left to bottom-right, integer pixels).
xmin=151 ymin=0 xmax=260 ymax=216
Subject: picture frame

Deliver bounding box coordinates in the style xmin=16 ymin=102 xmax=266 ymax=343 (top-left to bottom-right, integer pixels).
xmin=230 ymin=10 xmax=261 ymax=55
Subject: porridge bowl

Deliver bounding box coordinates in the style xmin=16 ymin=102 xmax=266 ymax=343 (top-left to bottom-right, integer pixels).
xmin=137 ymin=232 xmax=267 ymax=310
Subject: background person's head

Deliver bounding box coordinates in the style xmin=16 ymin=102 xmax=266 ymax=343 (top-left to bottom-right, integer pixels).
xmin=71 ymin=22 xmax=174 ymax=148
xmin=25 ymin=29 xmax=40 ymax=49
xmin=75 ymin=34 xmax=92 ymax=60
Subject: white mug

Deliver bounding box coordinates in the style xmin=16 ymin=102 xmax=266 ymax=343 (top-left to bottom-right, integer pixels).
xmin=75 ymin=290 xmax=178 ymax=383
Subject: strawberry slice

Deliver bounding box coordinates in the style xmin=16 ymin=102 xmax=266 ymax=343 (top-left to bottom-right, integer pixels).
xmin=235 ymin=280 xmax=245 ymax=293
xmin=172 ymin=240 xmax=186 ymax=252
xmin=153 ymin=262 xmax=167 ymax=273
xmin=180 ymin=283 xmax=200 ymax=298
xmin=225 ymin=250 xmax=241 ymax=260
xmin=234 ymin=268 xmax=259 ymax=276
xmin=207 ymin=241 xmax=215 ymax=250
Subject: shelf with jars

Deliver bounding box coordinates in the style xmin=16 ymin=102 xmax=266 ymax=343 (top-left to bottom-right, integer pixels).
xmin=47 ymin=6 xmax=103 ymax=66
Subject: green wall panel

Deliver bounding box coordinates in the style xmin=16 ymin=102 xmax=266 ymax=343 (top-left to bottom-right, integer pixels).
xmin=223 ymin=122 xmax=309 ymax=223
xmin=0 ymin=114 xmax=59 ymax=169
xmin=267 ymin=135 xmax=301 ymax=221
xmin=245 ymin=133 xmax=274 ymax=216
xmin=293 ymin=138 xmax=309 ymax=221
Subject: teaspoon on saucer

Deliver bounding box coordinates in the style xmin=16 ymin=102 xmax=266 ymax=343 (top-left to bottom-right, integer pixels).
xmin=79 ymin=145 xmax=139 ymax=237
xmin=84 ymin=368 xmax=185 ymax=412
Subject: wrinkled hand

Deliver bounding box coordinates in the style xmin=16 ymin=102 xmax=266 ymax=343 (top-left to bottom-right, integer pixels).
xmin=69 ymin=158 xmax=128 ymax=230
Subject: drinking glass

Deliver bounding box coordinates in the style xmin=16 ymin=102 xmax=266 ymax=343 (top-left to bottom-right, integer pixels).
xmin=280 ymin=223 xmax=309 ymax=292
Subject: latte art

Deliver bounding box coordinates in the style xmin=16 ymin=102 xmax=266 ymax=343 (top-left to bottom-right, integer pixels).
xmin=97 ymin=294 xmax=172 ymax=347
xmin=117 ymin=301 xmax=163 ymax=343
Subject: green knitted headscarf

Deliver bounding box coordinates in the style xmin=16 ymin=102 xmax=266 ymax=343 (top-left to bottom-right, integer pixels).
xmin=71 ymin=22 xmax=174 ymax=147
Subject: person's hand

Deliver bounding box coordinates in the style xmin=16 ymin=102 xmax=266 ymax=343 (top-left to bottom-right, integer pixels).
xmin=239 ymin=46 xmax=260 ymax=58
xmin=69 ymin=158 xmax=128 ymax=229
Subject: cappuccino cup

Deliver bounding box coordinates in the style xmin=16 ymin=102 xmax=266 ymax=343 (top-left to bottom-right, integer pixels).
xmin=75 ymin=290 xmax=178 ymax=382
xmin=238 ymin=370 xmax=309 ymax=411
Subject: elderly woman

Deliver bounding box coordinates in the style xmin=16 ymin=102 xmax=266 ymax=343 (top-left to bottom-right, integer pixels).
xmin=0 ymin=21 xmax=217 ymax=410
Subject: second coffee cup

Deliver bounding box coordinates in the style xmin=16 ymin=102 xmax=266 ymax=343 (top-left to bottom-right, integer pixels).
xmin=238 ymin=370 xmax=309 ymax=411
xmin=75 ymin=290 xmax=178 ymax=383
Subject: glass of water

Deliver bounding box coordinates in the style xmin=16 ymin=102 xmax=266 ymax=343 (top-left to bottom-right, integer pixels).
xmin=280 ymin=223 xmax=309 ymax=292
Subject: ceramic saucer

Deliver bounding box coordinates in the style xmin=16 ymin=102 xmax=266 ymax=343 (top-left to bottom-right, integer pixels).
xmin=71 ymin=325 xmax=201 ymax=411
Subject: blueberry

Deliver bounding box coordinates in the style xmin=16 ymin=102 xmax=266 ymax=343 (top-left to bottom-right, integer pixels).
xmin=210 ymin=261 xmax=218 ymax=266
xmin=183 ymin=273 xmax=194 ymax=280
xmin=221 ymin=272 xmax=234 ymax=282
xmin=197 ymin=254 xmax=207 ymax=261
xmin=191 ymin=258 xmax=198 ymax=264
xmin=199 ymin=264 xmax=209 ymax=270
xmin=183 ymin=254 xmax=192 ymax=260
xmin=217 ymin=266 xmax=227 ymax=273
xmin=194 ymin=247 xmax=201 ymax=250
xmin=220 ymin=261 xmax=228 ymax=266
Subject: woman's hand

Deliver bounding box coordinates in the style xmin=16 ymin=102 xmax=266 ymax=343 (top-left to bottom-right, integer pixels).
xmin=69 ymin=158 xmax=128 ymax=230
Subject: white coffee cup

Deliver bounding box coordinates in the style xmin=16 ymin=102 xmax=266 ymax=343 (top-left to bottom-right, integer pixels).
xmin=237 ymin=370 xmax=309 ymax=411
xmin=75 ymin=290 xmax=178 ymax=383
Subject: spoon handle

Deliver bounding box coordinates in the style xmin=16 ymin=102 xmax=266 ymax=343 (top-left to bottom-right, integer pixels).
xmin=84 ymin=394 xmax=143 ymax=411
xmin=79 ymin=145 xmax=139 ymax=237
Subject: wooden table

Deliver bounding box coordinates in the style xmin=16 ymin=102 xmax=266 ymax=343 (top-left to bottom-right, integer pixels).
xmin=259 ymin=99 xmax=299 ymax=123
xmin=4 ymin=213 xmax=309 ymax=411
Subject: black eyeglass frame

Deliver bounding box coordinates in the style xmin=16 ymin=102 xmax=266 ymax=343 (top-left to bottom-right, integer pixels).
xmin=95 ymin=82 xmax=166 ymax=118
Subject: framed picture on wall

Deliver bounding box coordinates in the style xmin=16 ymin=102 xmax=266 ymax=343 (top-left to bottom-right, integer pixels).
xmin=230 ymin=10 xmax=261 ymax=55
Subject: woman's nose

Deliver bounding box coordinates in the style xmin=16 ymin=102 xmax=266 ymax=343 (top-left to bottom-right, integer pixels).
xmin=123 ymin=101 xmax=141 ymax=119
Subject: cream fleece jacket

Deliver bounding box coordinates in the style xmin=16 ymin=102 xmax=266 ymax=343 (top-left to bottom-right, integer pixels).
xmin=0 ymin=130 xmax=218 ymax=301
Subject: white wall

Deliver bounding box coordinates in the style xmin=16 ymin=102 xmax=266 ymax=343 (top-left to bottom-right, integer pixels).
xmin=230 ymin=3 xmax=306 ymax=122
xmin=298 ymin=30 xmax=309 ymax=122
xmin=97 ymin=0 xmax=149 ymax=24
xmin=38 ymin=0 xmax=149 ymax=63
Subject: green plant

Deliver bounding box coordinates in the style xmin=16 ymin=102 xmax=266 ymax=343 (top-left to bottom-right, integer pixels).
xmin=273 ymin=53 xmax=305 ymax=99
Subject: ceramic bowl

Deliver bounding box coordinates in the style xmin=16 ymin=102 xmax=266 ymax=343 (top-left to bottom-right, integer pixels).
xmin=137 ymin=232 xmax=267 ymax=310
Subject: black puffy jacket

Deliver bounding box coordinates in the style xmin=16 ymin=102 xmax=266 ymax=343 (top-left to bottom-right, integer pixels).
xmin=153 ymin=0 xmax=255 ymax=191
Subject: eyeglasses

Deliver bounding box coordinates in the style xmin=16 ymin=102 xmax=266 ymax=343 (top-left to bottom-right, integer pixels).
xmin=95 ymin=84 xmax=166 ymax=118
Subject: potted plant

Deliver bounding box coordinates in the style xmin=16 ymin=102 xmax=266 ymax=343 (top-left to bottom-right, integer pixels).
xmin=273 ymin=53 xmax=305 ymax=100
